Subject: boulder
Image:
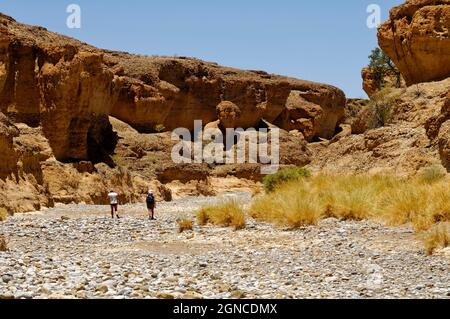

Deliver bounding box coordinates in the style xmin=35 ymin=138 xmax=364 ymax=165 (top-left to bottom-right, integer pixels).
xmin=361 ymin=67 xmax=405 ymax=97
xmin=378 ymin=0 xmax=450 ymax=86
xmin=216 ymin=101 xmax=242 ymax=129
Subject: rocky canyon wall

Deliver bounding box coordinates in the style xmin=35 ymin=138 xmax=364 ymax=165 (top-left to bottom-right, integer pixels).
xmin=0 ymin=13 xmax=346 ymax=213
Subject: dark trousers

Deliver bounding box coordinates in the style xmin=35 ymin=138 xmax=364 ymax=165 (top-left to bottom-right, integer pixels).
xmin=110 ymin=204 xmax=118 ymax=217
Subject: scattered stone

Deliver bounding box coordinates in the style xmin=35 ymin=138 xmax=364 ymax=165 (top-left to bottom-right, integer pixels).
xmin=0 ymin=194 xmax=448 ymax=299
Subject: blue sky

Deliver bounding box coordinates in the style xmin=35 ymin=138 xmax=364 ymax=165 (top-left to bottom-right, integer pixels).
xmin=0 ymin=0 xmax=404 ymax=98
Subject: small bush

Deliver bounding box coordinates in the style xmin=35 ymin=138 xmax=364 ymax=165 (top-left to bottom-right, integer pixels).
xmin=382 ymin=185 xmax=428 ymax=227
xmin=352 ymin=88 xmax=400 ymax=133
xmin=177 ymin=219 xmax=194 ymax=233
xmin=413 ymin=187 xmax=450 ymax=232
xmin=0 ymin=235 xmax=7 ymax=252
xmin=328 ymin=188 xmax=376 ymax=221
xmin=367 ymin=47 xmax=401 ymax=90
xmin=423 ymin=222 xmax=450 ymax=255
xmin=0 ymin=208 xmax=9 ymax=222
xmin=374 ymin=103 xmax=392 ymax=127
xmin=263 ymin=167 xmax=311 ymax=193
xmin=197 ymin=201 xmax=246 ymax=230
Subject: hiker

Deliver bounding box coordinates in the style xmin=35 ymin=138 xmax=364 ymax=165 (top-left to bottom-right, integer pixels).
xmin=146 ymin=190 xmax=156 ymax=220
xmin=108 ymin=190 xmax=120 ymax=219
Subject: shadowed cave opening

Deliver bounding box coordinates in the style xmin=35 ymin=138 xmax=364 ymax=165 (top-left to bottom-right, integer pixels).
xmin=86 ymin=116 xmax=118 ymax=167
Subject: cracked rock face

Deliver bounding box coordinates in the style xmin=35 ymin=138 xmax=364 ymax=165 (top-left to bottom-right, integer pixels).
xmin=378 ymin=0 xmax=450 ymax=86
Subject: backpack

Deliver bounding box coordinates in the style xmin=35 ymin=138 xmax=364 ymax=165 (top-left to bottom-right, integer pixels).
xmin=146 ymin=193 xmax=155 ymax=205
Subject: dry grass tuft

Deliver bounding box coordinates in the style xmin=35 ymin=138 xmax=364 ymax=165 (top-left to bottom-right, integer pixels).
xmin=0 ymin=208 xmax=9 ymax=222
xmin=418 ymin=165 xmax=446 ymax=184
xmin=263 ymin=167 xmax=311 ymax=193
xmin=0 ymin=235 xmax=7 ymax=252
xmin=197 ymin=201 xmax=246 ymax=230
xmin=177 ymin=219 xmax=194 ymax=233
xmin=351 ymin=88 xmax=401 ymax=133
xmin=250 ymin=172 xmax=450 ymax=255
xmin=250 ymin=182 xmax=322 ymax=228
xmin=423 ymin=222 xmax=450 ymax=255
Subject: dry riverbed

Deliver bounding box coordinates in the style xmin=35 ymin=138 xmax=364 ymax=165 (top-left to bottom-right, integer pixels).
xmin=0 ymin=192 xmax=449 ymax=299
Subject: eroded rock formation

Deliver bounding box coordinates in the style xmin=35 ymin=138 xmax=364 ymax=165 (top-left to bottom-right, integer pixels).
xmin=361 ymin=67 xmax=405 ymax=97
xmin=378 ymin=0 xmax=450 ymax=86
xmin=309 ymin=78 xmax=450 ymax=176
xmin=0 ymin=13 xmax=345 ymax=213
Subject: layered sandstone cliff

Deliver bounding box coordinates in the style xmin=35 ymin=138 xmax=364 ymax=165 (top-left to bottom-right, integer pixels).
xmin=0 ymin=13 xmax=345 ymax=213
xmin=378 ymin=0 xmax=450 ymax=86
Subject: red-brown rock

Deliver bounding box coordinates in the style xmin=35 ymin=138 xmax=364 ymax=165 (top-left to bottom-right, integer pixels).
xmin=378 ymin=0 xmax=450 ymax=86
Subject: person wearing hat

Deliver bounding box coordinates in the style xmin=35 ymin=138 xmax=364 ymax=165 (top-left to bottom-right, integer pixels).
xmin=146 ymin=190 xmax=156 ymax=220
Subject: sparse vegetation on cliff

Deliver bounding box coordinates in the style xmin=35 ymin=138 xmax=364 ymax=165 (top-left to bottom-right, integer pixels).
xmin=153 ymin=124 xmax=166 ymax=133
xmin=368 ymin=47 xmax=402 ymax=90
xmin=352 ymin=87 xmax=401 ymax=133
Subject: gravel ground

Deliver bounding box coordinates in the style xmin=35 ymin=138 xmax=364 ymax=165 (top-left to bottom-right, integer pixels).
xmin=0 ymin=192 xmax=449 ymax=299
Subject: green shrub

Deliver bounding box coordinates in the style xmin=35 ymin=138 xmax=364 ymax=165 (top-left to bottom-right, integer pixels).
xmin=263 ymin=167 xmax=311 ymax=193
xmin=368 ymin=47 xmax=401 ymax=89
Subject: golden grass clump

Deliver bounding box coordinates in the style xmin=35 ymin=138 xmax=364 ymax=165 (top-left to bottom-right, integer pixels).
xmin=0 ymin=235 xmax=7 ymax=252
xmin=382 ymin=182 xmax=450 ymax=232
xmin=418 ymin=165 xmax=446 ymax=185
xmin=177 ymin=219 xmax=194 ymax=233
xmin=250 ymin=172 xmax=450 ymax=248
xmin=0 ymin=208 xmax=9 ymax=222
xmin=250 ymin=182 xmax=322 ymax=228
xmin=197 ymin=201 xmax=246 ymax=230
xmin=423 ymin=222 xmax=450 ymax=255
xmin=322 ymin=175 xmax=391 ymax=220
xmin=381 ymin=184 xmax=428 ymax=227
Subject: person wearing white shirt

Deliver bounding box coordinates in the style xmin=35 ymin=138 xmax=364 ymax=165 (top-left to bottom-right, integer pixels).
xmin=107 ymin=190 xmax=120 ymax=219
